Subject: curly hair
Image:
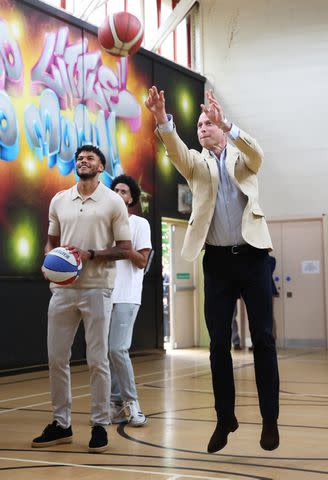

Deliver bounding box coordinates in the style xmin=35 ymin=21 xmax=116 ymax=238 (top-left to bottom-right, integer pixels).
xmin=110 ymin=174 xmax=141 ymax=207
xmin=75 ymin=144 xmax=106 ymax=167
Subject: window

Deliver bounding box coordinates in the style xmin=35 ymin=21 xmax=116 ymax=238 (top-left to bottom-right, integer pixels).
xmin=44 ymin=0 xmax=196 ymax=69
xmin=144 ymin=0 xmax=159 ymax=49
xmin=107 ymin=0 xmax=125 ymax=15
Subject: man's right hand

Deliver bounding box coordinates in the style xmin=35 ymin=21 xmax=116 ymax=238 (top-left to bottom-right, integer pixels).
xmin=145 ymin=86 xmax=168 ymax=124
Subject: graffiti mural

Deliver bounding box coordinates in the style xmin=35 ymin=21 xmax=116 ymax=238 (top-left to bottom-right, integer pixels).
xmin=0 ymin=0 xmax=154 ymax=275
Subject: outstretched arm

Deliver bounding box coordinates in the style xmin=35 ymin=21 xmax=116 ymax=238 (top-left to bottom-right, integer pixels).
xmin=145 ymin=86 xmax=168 ymax=124
xmin=204 ymin=90 xmax=264 ymax=171
xmin=201 ymin=90 xmax=232 ymax=133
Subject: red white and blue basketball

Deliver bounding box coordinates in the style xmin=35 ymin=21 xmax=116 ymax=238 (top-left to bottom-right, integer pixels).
xmin=98 ymin=11 xmax=144 ymax=57
xmin=42 ymin=247 xmax=82 ymax=285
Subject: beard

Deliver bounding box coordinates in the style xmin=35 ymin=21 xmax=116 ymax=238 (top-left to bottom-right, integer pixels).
xmin=76 ymin=170 xmax=99 ymax=180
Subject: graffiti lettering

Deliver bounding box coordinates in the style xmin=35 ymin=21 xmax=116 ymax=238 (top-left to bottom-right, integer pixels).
xmin=0 ymin=19 xmax=24 ymax=95
xmin=0 ymin=90 xmax=19 ymax=161
xmin=0 ymin=20 xmax=24 ymax=96
xmin=31 ymin=27 xmax=141 ymax=131
xmin=24 ymin=89 xmax=60 ymax=168
xmin=24 ymin=89 xmax=121 ymax=184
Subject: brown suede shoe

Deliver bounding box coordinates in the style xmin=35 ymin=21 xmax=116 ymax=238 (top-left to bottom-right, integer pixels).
xmin=260 ymin=421 xmax=279 ymax=450
xmin=207 ymin=417 xmax=239 ymax=453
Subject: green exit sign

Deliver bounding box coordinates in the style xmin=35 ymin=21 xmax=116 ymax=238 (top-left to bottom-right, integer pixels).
xmin=176 ymin=273 xmax=190 ymax=280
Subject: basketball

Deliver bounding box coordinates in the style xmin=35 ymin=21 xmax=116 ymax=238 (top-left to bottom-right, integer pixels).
xmin=98 ymin=12 xmax=144 ymax=57
xmin=42 ymin=247 xmax=82 ymax=285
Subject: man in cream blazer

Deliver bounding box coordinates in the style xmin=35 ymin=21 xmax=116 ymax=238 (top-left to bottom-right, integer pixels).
xmin=146 ymin=86 xmax=280 ymax=453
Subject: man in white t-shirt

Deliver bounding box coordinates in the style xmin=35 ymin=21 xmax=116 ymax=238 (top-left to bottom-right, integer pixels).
xmin=109 ymin=174 xmax=152 ymax=426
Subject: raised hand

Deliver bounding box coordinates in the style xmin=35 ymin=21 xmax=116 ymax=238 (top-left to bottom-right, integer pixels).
xmin=145 ymin=86 xmax=167 ymax=124
xmin=200 ymin=89 xmax=225 ymax=127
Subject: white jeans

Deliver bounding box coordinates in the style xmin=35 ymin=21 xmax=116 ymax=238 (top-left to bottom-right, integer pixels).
xmin=108 ymin=303 xmax=140 ymax=403
xmin=48 ymin=288 xmax=113 ymax=428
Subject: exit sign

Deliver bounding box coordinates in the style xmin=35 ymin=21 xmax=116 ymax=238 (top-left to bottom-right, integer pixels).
xmin=176 ymin=273 xmax=190 ymax=280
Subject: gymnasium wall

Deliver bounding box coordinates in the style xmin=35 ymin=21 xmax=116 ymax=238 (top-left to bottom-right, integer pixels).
xmin=199 ymin=0 xmax=328 ymax=219
xmin=198 ymin=0 xmax=328 ymax=348
xmin=0 ymin=0 xmax=205 ymax=372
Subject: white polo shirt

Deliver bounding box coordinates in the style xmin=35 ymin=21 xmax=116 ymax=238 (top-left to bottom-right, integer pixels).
xmin=48 ymin=182 xmax=131 ymax=289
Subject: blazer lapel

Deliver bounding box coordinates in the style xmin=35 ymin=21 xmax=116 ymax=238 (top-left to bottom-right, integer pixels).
xmin=225 ymin=144 xmax=239 ymax=180
xmin=202 ymin=148 xmax=219 ymax=195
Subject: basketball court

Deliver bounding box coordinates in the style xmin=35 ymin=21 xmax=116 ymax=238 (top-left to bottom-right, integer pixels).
xmin=0 ymin=348 xmax=327 ymax=480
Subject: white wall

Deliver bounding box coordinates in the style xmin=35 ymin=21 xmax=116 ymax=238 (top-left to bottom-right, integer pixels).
xmin=200 ymin=0 xmax=328 ymax=218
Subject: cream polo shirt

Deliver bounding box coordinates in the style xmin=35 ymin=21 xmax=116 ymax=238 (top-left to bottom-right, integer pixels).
xmin=48 ymin=182 xmax=131 ymax=289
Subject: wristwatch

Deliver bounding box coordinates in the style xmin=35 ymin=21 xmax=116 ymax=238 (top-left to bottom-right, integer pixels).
xmin=88 ymin=249 xmax=95 ymax=260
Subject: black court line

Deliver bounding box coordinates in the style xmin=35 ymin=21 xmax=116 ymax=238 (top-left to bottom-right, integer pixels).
xmin=234 ymin=378 xmax=328 ymax=386
xmin=116 ymin=425 xmax=328 ymax=476
xmin=88 ymin=463 xmax=272 ymax=480
xmin=0 ymin=368 xmax=89 ymax=387
xmin=0 ymin=465 xmax=66 ymax=472
xmin=2 ymin=400 xmax=328 ymax=421
xmin=0 ymin=462 xmax=272 ymax=480
xmin=147 ymin=415 xmax=328 ymax=431
xmin=276 ymin=350 xmax=326 ymax=361
xmin=280 ymin=388 xmax=328 ymax=396
xmin=0 ymin=348 xmax=323 ymax=388
xmin=1 ymin=448 xmax=328 ymax=465
xmin=0 ymin=355 xmax=166 ymax=386
xmin=141 ymin=384 xmax=328 ymax=404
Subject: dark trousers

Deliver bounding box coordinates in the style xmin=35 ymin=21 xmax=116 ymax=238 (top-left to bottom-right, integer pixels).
xmin=203 ymin=244 xmax=280 ymax=424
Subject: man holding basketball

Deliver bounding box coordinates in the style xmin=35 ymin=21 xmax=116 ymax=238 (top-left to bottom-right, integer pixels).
xmin=32 ymin=145 xmax=132 ymax=453
xmin=145 ymin=87 xmax=280 ymax=453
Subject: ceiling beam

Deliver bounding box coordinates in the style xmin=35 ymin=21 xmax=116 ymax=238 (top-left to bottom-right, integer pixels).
xmin=148 ymin=0 xmax=198 ymax=51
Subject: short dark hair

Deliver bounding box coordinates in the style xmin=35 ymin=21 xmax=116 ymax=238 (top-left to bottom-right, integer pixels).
xmin=110 ymin=174 xmax=141 ymax=207
xmin=75 ymin=144 xmax=106 ymax=167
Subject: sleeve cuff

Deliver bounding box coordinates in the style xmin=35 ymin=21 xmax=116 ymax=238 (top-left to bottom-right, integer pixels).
xmin=157 ymin=114 xmax=174 ymax=133
xmin=228 ymin=122 xmax=240 ymax=140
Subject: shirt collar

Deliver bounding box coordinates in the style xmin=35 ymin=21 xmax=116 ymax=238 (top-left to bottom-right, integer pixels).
xmin=208 ymin=147 xmax=227 ymax=162
xmin=71 ymin=182 xmax=104 ymax=202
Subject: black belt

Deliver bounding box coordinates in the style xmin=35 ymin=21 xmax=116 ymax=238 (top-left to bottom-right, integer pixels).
xmin=205 ymin=244 xmax=268 ymax=255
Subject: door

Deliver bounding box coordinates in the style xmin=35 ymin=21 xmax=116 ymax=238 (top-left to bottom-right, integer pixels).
xmin=165 ymin=221 xmax=197 ymax=349
xmin=269 ymin=218 xmax=327 ymax=348
xmin=268 ymin=222 xmax=285 ymax=347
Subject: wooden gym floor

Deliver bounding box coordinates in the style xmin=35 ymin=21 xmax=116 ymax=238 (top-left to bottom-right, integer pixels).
xmin=0 ymin=348 xmax=327 ymax=480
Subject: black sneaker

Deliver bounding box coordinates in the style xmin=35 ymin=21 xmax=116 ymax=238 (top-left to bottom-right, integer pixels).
xmin=31 ymin=421 xmax=72 ymax=448
xmin=88 ymin=425 xmax=108 ymax=453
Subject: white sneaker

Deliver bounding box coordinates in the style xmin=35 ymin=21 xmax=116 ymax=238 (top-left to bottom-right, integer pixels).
xmin=123 ymin=400 xmax=147 ymax=427
xmin=110 ymin=402 xmax=128 ymax=424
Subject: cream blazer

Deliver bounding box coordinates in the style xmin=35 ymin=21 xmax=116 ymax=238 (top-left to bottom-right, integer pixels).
xmin=156 ymin=127 xmax=273 ymax=262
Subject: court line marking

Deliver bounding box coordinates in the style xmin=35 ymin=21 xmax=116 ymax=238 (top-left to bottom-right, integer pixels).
xmin=0 ymin=386 xmax=90 ymax=404
xmin=0 ymin=457 xmax=232 ymax=480
xmin=0 ymin=364 xmax=212 ymax=405
xmin=1 ymin=364 xmax=326 ymax=415
xmin=0 ymin=394 xmax=90 ymax=415
xmin=0 ymin=368 xmax=212 ymax=415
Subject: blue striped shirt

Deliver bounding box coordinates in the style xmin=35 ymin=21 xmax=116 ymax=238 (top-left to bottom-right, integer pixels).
xmin=206 ymin=148 xmax=247 ymax=246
